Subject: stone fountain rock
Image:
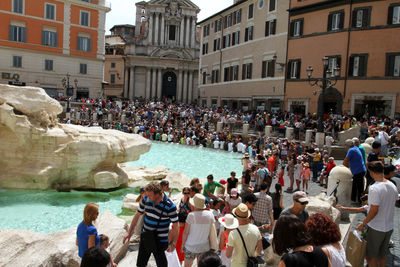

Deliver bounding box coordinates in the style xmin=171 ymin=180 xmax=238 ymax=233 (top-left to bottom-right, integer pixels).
xmin=0 ymin=84 xmax=151 ymax=190
xmin=0 ymin=211 xmax=128 ymax=267
xmin=327 ymin=165 xmax=353 ymax=220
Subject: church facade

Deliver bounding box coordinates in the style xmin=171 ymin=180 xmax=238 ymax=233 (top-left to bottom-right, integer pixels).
xmin=124 ymin=0 xmax=200 ymax=103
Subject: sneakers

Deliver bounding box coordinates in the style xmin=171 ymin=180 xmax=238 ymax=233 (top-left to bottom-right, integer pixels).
xmin=388 ymin=240 xmax=395 ymax=248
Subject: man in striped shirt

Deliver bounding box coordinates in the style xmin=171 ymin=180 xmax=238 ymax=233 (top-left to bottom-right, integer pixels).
xmin=123 ymin=181 xmax=179 ymax=266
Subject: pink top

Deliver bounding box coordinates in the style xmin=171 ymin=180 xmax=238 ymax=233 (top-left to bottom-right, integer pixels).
xmin=301 ymin=167 xmax=311 ymax=179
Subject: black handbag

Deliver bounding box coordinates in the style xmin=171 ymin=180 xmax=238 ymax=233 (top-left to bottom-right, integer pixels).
xmin=236 ymin=228 xmax=259 ymax=267
xmin=140 ymin=209 xmax=164 ymax=252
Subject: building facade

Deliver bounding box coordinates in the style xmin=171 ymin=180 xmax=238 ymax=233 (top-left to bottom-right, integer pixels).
xmin=198 ymin=0 xmax=289 ymax=110
xmin=0 ymin=0 xmax=110 ymax=98
xmin=123 ymin=0 xmax=200 ymax=103
xmin=286 ymin=0 xmax=400 ymax=118
xmin=104 ymin=26 xmax=129 ymax=99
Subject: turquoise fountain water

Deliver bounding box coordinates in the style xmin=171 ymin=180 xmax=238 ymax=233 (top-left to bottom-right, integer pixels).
xmin=0 ymin=142 xmax=243 ymax=233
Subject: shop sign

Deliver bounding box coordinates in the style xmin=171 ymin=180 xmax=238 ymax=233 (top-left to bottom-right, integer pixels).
xmin=363 ymin=96 xmax=383 ymax=101
xmin=291 ymin=101 xmax=305 ymax=105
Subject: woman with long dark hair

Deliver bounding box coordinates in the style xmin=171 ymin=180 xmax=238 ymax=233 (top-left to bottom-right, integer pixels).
xmin=272 ymin=214 xmax=330 ymax=267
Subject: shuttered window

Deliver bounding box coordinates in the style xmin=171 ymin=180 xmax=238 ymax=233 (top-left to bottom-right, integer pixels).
xmin=9 ymin=25 xmax=27 ymax=42
xmin=349 ymin=54 xmax=368 ymax=77
xmin=77 ymin=36 xmax=91 ymax=52
xmin=327 ymin=10 xmax=345 ymax=31
xmin=45 ymin=3 xmax=55 ymax=20
xmin=42 ymin=31 xmax=57 ymax=47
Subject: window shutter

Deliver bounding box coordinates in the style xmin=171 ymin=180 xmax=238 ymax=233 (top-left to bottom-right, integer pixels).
xmin=22 ymin=27 xmax=27 ymax=42
xmin=327 ymin=14 xmax=333 ymax=31
xmin=272 ymin=19 xmax=276 ymax=35
xmin=54 ymin=32 xmax=58 ymax=47
xmin=77 ymin=37 xmax=81 ymax=50
xmin=9 ymin=25 xmax=14 ymax=41
xmin=348 ymin=56 xmax=354 ymax=76
xmin=362 ymin=8 xmax=370 ymax=27
xmin=287 ymin=61 xmax=292 ymax=79
xmin=290 ymin=21 xmax=294 ymax=37
xmin=245 ymin=28 xmax=249 ymax=42
xmin=249 ymin=63 xmax=252 ymax=79
xmin=87 ymin=38 xmax=91 ymax=52
xmin=237 ymin=32 xmax=240 ymax=44
xmin=386 ymin=54 xmax=395 ymax=76
xmin=268 ymin=60 xmax=275 ymax=77
xmin=300 ymin=20 xmax=303 ymax=35
xmin=265 ymin=21 xmax=269 ymax=36
xmin=359 ymin=55 xmax=367 ymax=76
xmin=242 ymin=64 xmax=246 ymax=80
xmin=352 ymin=9 xmax=357 ymax=27
xmin=296 ymin=61 xmax=301 ymax=79
xmin=388 ymin=6 xmax=394 ymax=25
xmin=339 ymin=11 xmax=345 ymax=29
xmin=262 ymin=61 xmax=267 ymax=78
xmin=336 ymin=56 xmax=341 ymax=77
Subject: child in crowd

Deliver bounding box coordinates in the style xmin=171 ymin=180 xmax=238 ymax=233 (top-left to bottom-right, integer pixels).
xmin=211 ymin=198 xmax=223 ymax=236
xmin=294 ymin=156 xmax=303 ymax=191
xmin=99 ymin=234 xmax=117 ymax=267
xmin=301 ymin=162 xmax=311 ymax=193
xmin=218 ymin=214 xmax=239 ymax=267
xmin=278 ymin=165 xmax=285 ymax=187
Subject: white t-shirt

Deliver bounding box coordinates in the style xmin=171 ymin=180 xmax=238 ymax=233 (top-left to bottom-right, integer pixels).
xmin=185 ymin=210 xmax=215 ymax=253
xmin=379 ymin=131 xmax=390 ymax=146
xmin=226 ymin=195 xmax=242 ymax=211
xmin=214 ymin=140 xmax=220 ymax=149
xmin=227 ymin=224 xmax=262 ymax=267
xmin=367 ymin=180 xmax=398 ymax=232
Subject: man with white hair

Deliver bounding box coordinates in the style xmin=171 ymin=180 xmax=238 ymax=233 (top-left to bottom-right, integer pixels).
xmin=343 ymin=139 xmax=367 ymax=203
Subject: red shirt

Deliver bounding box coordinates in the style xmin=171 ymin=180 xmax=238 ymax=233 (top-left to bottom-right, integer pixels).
xmin=326 ymin=162 xmax=336 ymax=175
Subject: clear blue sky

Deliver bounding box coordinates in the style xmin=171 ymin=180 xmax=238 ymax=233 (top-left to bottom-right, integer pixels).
xmin=105 ymin=0 xmax=233 ymax=34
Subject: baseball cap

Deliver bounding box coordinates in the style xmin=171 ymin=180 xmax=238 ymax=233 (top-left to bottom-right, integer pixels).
xmin=293 ymin=191 xmax=309 ymax=203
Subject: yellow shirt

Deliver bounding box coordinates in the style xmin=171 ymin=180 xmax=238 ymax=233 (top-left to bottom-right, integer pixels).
xmin=227 ymin=224 xmax=262 ymax=267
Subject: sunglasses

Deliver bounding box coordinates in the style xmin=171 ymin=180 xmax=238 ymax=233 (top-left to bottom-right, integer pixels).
xmin=184 ymin=192 xmax=190 ymax=194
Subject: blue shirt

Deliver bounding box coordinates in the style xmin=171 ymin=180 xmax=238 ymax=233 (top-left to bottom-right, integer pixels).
xmin=76 ymin=222 xmax=100 ymax=258
xmin=138 ymin=194 xmax=178 ymax=243
xmin=346 ymin=146 xmax=366 ymax=175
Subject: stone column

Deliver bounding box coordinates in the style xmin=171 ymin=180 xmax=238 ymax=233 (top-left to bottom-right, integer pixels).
xmin=315 ymin=132 xmax=325 ymax=147
xmin=129 ymin=67 xmax=135 ymax=100
xmin=160 ymin=14 xmax=165 ymax=45
xmin=121 ymin=113 xmax=126 ymax=123
xmin=148 ymin=13 xmax=153 ymax=45
xmin=75 ymin=111 xmax=80 ymax=120
xmin=180 ymin=18 xmax=185 ymax=47
xmin=177 ymin=70 xmax=183 ymax=102
xmin=191 ymin=18 xmax=196 ymax=47
xmin=183 ymin=70 xmax=188 ymax=103
xmin=217 ymin=122 xmax=223 ymax=133
xmin=157 ymin=68 xmax=162 ymax=99
xmin=185 ymin=16 xmax=190 ymax=47
xmin=305 ymin=129 xmax=313 ymax=144
xmin=243 ymin=123 xmax=249 ymax=137
xmin=93 ymin=113 xmax=97 ymax=121
xmin=146 ymin=68 xmax=151 ymax=99
xmin=108 ymin=113 xmax=112 ymax=121
xmin=151 ymin=69 xmax=157 ymax=99
xmin=265 ymin=125 xmax=272 ymax=137
xmin=188 ymin=71 xmax=193 ymax=103
xmin=124 ymin=67 xmax=129 ymax=98
xmin=285 ymin=127 xmax=294 ymax=140
xmin=155 ymin=13 xmax=159 ymax=45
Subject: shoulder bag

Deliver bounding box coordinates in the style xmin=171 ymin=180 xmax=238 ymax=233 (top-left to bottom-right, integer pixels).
xmin=236 ymin=228 xmax=259 ymax=267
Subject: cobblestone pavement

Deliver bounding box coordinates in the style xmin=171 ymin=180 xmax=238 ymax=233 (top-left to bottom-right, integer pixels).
xmin=277 ymin=161 xmax=400 ymax=267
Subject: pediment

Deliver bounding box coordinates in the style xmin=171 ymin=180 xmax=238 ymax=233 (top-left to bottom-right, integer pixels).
xmin=150 ymin=47 xmax=193 ymax=60
xmin=148 ymin=0 xmax=199 ymax=11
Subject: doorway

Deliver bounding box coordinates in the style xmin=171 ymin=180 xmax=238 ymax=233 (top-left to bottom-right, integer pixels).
xmin=162 ymin=71 xmax=177 ymax=99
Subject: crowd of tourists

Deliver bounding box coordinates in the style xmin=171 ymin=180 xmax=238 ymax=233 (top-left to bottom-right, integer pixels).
xmin=76 ymin=150 xmax=398 ymax=267
xmin=59 ymin=97 xmax=400 ymax=150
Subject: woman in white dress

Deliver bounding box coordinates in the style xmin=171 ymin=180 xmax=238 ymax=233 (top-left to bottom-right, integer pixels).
xmin=181 ymin=194 xmax=216 ymax=267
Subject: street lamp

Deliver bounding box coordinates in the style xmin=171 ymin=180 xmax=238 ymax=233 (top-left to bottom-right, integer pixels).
xmin=61 ymin=74 xmax=78 ymax=112
xmin=306 ymin=56 xmax=340 ymax=133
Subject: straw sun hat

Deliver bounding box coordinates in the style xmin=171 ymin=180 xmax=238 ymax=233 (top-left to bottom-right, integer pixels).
xmin=189 ymin=193 xmax=206 ymax=210
xmin=232 ymin=203 xmax=251 ymax=219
